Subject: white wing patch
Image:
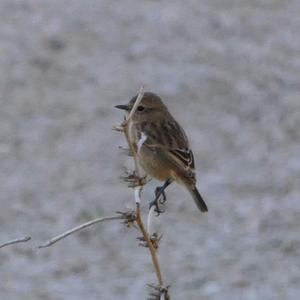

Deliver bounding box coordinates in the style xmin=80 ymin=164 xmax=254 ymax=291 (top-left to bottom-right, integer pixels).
xmin=137 ymin=132 xmax=147 ymax=153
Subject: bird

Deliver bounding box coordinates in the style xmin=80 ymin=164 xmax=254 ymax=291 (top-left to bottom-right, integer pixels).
xmin=115 ymin=92 xmax=208 ymax=213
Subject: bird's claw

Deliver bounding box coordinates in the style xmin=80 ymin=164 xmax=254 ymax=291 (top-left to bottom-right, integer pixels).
xmin=149 ymin=186 xmax=167 ymax=215
xmin=155 ymin=186 xmax=167 ymax=205
xmin=149 ymin=199 xmax=165 ymax=216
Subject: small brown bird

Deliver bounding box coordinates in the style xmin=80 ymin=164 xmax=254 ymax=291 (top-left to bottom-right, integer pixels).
xmin=115 ymin=92 xmax=208 ymax=213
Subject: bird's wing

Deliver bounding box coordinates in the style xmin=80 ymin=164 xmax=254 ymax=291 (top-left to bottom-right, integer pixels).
xmin=143 ymin=116 xmax=196 ymax=173
xmin=168 ymin=148 xmax=195 ymax=170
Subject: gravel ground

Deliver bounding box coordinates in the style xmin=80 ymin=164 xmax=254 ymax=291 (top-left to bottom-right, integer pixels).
xmin=0 ymin=1 xmax=299 ymax=299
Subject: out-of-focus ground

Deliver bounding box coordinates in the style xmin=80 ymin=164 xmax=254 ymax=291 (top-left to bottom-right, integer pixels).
xmin=0 ymin=1 xmax=299 ymax=299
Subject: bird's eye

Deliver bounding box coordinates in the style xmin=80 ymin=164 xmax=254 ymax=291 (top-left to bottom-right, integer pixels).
xmin=137 ymin=106 xmax=145 ymax=112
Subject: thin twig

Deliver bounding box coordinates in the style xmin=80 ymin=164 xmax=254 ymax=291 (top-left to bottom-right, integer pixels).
xmin=147 ymin=205 xmax=156 ymax=236
xmin=122 ymin=86 xmax=144 ymax=177
xmin=117 ymin=86 xmax=169 ymax=296
xmin=120 ymin=86 xmax=164 ymax=288
xmin=134 ymin=186 xmax=142 ymax=204
xmin=38 ymin=216 xmax=126 ymax=248
xmin=0 ymin=236 xmax=31 ymax=249
xmin=135 ymin=202 xmax=163 ymax=286
xmin=133 ymin=184 xmax=163 ymax=285
xmin=123 ymin=86 xmax=145 ymax=127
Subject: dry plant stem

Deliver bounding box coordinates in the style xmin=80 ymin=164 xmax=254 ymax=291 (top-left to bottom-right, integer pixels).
xmin=115 ymin=86 xmax=167 ymax=294
xmin=147 ymin=205 xmax=156 ymax=235
xmin=123 ymin=86 xmax=145 ymax=128
xmin=134 ymin=185 xmax=163 ymax=287
xmin=0 ymin=236 xmax=31 ymax=249
xmin=38 ymin=216 xmax=125 ymax=248
xmin=122 ymin=86 xmax=144 ymax=176
xmin=135 ymin=202 xmax=163 ymax=286
xmin=120 ymin=86 xmax=164 ymax=288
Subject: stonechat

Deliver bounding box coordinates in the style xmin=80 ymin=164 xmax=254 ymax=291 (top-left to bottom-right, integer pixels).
xmin=115 ymin=92 xmax=208 ymax=213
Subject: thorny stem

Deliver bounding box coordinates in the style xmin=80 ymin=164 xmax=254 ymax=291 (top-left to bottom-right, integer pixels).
xmin=147 ymin=284 xmax=171 ymax=300
xmin=118 ymin=86 xmax=166 ymax=292
xmin=122 ymin=86 xmax=145 ymax=128
xmin=136 ymin=202 xmax=163 ymax=286
xmin=147 ymin=205 xmax=156 ymax=236
xmin=122 ymin=86 xmax=144 ymax=176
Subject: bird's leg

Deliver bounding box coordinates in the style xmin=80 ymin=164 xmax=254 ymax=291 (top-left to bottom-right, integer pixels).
xmin=155 ymin=187 xmax=167 ymax=205
xmin=149 ymin=178 xmax=173 ymax=215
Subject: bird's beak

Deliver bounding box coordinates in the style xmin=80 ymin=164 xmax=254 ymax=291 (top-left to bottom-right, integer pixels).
xmin=115 ymin=104 xmax=129 ymax=111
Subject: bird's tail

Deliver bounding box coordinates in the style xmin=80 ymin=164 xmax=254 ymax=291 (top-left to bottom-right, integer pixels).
xmin=189 ymin=186 xmax=208 ymax=212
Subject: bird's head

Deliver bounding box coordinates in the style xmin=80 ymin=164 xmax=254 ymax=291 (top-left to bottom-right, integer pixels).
xmin=115 ymin=92 xmax=167 ymax=121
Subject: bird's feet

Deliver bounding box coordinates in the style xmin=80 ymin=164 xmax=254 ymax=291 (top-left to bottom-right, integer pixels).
xmin=155 ymin=186 xmax=167 ymax=205
xmin=149 ymin=186 xmax=167 ymax=215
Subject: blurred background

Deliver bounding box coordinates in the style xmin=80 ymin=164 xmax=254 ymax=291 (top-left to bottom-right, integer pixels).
xmin=0 ymin=1 xmax=299 ymax=299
